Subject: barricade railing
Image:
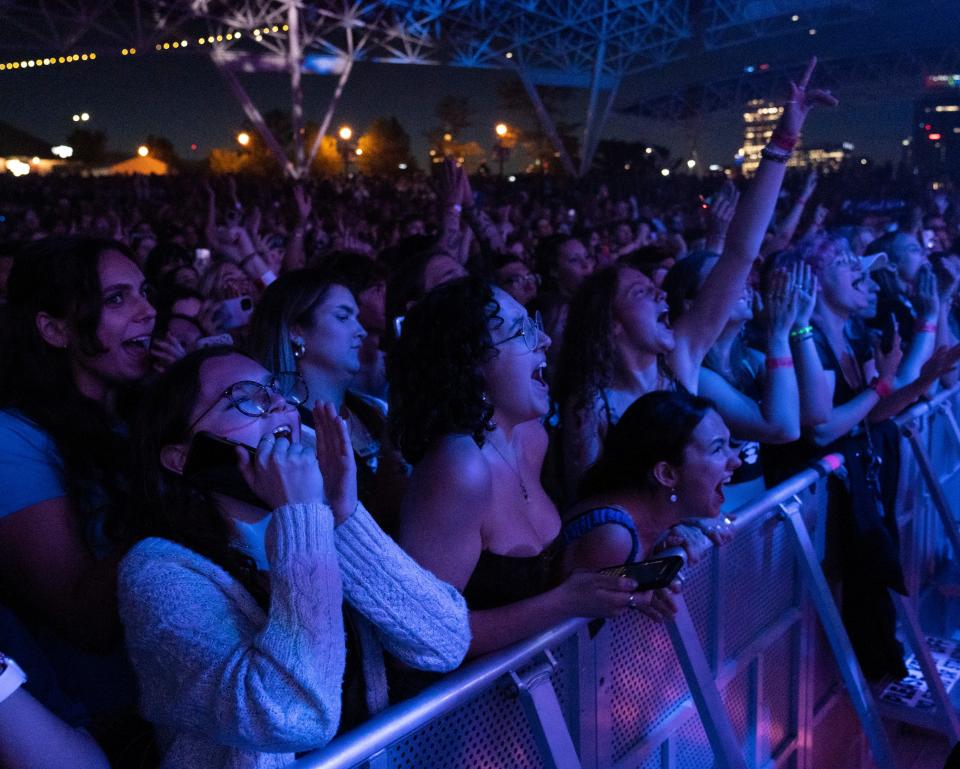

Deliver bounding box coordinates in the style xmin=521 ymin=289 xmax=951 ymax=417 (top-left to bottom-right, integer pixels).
xmin=292 ymin=387 xmax=960 ymax=769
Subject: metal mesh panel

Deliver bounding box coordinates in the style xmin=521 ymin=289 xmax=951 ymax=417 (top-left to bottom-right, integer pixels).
xmin=675 ymin=709 xmax=715 ymax=769
xmin=762 ymin=626 xmax=797 ymax=756
xmin=812 ymin=616 xmax=840 ymax=712
xmin=608 ymin=613 xmax=689 ymax=761
xmin=381 ymin=660 xmax=558 ymax=769
xmin=720 ymin=667 xmax=750 ymax=745
xmin=722 ymin=515 xmax=796 ymax=660
xmin=683 ymin=554 xmax=717 ymax=666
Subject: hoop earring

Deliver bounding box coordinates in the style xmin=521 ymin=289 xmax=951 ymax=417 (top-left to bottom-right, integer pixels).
xmin=292 ymin=337 xmax=306 ymax=360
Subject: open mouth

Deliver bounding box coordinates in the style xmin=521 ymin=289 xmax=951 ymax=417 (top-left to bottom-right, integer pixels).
xmin=657 ymin=309 xmax=671 ymax=327
xmin=531 ymin=362 xmax=548 ymax=388
xmin=272 ymin=425 xmax=293 ymax=441
xmin=122 ymin=335 xmax=152 ymax=352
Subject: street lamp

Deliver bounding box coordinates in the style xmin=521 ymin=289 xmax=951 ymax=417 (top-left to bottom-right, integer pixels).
xmin=137 ymin=145 xmax=149 ymax=157
xmin=236 ymin=131 xmax=250 ymax=147
xmin=494 ymin=122 xmax=510 ymax=178
xmin=337 ymin=125 xmax=354 ymax=175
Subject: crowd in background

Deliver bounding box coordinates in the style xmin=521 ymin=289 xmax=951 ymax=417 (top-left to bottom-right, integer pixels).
xmin=2 ymin=61 xmax=960 ymax=769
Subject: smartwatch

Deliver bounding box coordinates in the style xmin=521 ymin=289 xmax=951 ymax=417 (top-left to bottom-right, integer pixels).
xmin=0 ymin=652 xmax=27 ymax=705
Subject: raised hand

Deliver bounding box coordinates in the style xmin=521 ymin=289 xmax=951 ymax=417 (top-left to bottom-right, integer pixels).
xmin=705 ymin=182 xmax=740 ymax=251
xmin=237 ymin=433 xmax=325 ymax=510
xmin=763 ymin=268 xmax=800 ymax=340
xmin=312 ymin=402 xmax=358 ymax=525
xmin=874 ymin=314 xmax=903 ymax=383
xmin=436 ymin=156 xmax=463 ymax=209
xmin=912 ymin=264 xmax=940 ymax=321
xmin=293 ymin=184 xmax=312 ymax=223
xmin=149 ymin=332 xmax=188 ymax=373
xmin=794 ymin=261 xmax=819 ymax=326
xmin=780 ymin=57 xmax=839 ymax=136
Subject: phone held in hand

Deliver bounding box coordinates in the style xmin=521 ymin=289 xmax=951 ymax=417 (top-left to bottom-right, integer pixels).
xmin=183 ymin=432 xmax=265 ymax=508
xmin=600 ymin=553 xmax=685 ymax=592
xmin=219 ymin=296 xmax=254 ymax=330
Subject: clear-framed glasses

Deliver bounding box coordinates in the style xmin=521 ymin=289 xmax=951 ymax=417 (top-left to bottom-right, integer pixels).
xmin=494 ymin=311 xmax=544 ymax=353
xmin=187 ymin=371 xmax=309 ymax=433
xmin=503 ymin=272 xmax=541 ymax=289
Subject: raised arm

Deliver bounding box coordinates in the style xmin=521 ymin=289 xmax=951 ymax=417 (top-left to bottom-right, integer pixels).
xmin=674 ymin=58 xmax=838 ymax=376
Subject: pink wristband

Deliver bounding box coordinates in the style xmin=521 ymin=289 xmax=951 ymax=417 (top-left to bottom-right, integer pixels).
xmin=872 ymin=378 xmax=894 ymax=398
xmin=766 ymin=356 xmax=794 ymax=370
xmin=915 ymin=321 xmax=937 ymax=334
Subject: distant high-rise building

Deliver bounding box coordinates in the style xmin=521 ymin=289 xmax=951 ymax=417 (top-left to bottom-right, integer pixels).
xmin=737 ymin=99 xmax=854 ymax=174
xmin=913 ymin=74 xmax=960 ymax=177
xmin=738 ymin=99 xmax=784 ymax=175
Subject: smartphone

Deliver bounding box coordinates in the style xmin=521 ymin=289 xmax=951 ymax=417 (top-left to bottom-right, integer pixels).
xmin=600 ymin=553 xmax=685 ymax=591
xmin=183 ymin=432 xmax=264 ymax=508
xmin=922 ymin=229 xmax=936 ymax=250
xmin=195 ymin=247 xmax=211 ymax=274
xmin=219 ymin=296 xmax=254 ymax=329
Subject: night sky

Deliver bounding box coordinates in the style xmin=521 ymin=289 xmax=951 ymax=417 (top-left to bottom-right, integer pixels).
xmin=0 ymin=46 xmax=926 ymax=170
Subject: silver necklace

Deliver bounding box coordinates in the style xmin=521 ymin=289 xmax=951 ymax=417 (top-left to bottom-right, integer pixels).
xmin=488 ymin=438 xmax=529 ymax=501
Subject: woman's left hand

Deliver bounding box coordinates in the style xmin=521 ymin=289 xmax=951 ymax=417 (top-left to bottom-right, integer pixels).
xmin=313 ymin=402 xmax=358 ymax=525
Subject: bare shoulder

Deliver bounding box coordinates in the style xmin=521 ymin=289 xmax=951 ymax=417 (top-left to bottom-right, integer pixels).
xmin=405 ymin=435 xmax=493 ymax=521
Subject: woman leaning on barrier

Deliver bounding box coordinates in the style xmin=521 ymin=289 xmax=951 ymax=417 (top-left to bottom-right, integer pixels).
xmin=117 ymin=347 xmax=470 ymax=769
xmin=561 ymin=390 xmax=740 ymax=620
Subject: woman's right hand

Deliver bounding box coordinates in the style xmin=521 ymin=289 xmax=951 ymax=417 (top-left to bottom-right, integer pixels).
xmin=778 ymin=57 xmax=838 ymax=137
xmin=237 ymin=434 xmax=325 ymax=510
xmin=558 ymin=570 xmax=638 ymax=619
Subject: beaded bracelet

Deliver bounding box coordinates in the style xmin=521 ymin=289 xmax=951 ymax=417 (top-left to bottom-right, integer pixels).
xmin=761 ymin=147 xmax=790 ymax=164
xmin=915 ymin=321 xmax=937 ymax=334
xmin=766 ymin=356 xmax=794 ymax=370
xmin=790 ymin=325 xmax=814 ymax=339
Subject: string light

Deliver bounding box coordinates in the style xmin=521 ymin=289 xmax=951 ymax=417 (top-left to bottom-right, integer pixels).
xmin=2 ymin=22 xmax=276 ymax=75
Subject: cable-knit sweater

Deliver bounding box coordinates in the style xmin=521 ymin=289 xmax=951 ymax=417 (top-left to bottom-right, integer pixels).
xmin=118 ymin=502 xmax=470 ymax=769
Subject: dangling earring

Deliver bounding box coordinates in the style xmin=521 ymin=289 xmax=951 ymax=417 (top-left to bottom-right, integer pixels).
xmin=669 ymin=490 xmax=678 ymax=503
xmin=481 ymin=391 xmax=497 ymax=430
xmin=291 ymin=337 xmax=306 ymax=360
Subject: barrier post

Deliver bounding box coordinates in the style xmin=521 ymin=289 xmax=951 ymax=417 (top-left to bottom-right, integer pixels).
xmin=666 ymin=595 xmax=749 ymax=769
xmin=902 ymin=417 xmax=960 ymax=558
xmin=778 ymin=497 xmax=898 ymax=769
xmin=510 ymin=650 xmax=583 ymax=769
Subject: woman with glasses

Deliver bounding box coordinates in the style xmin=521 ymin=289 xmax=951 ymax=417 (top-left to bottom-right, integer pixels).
xmin=118 ymin=347 xmax=469 ymax=769
xmin=250 ymin=269 xmax=407 ymax=535
xmin=492 ymin=253 xmax=540 ymax=307
xmin=0 ymin=237 xmax=156 ymax=749
xmin=389 ymin=277 xmax=637 ymax=673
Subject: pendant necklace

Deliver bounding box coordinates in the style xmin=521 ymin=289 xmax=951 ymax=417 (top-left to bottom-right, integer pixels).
xmin=488 ymin=438 xmax=529 ymax=501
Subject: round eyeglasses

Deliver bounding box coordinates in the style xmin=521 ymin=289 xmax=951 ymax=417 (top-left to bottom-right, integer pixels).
xmin=493 ymin=311 xmax=544 ymax=353
xmin=187 ymin=372 xmax=309 ymax=434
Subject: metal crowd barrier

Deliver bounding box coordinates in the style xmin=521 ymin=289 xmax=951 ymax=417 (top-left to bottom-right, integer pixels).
xmin=292 ymin=387 xmax=960 ymax=769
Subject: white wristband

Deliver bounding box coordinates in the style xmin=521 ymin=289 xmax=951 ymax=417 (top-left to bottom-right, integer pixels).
xmin=0 ymin=653 xmax=27 ymax=705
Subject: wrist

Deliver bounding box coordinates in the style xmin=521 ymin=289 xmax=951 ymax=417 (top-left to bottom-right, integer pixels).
xmin=915 ymin=319 xmax=937 ymax=334
xmin=766 ymin=355 xmax=794 ymax=371
xmin=871 ymin=377 xmax=894 ymax=398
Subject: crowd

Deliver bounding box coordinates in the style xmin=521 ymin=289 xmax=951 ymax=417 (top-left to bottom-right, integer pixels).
xmin=1 ymin=59 xmax=960 ymax=769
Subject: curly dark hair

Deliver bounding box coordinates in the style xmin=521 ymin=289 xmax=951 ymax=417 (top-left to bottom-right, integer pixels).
xmin=553 ymin=263 xmax=628 ymax=416
xmin=387 ymin=276 xmax=501 ymax=465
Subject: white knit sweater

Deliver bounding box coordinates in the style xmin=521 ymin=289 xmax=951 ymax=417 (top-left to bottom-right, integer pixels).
xmin=118 ymin=502 xmax=470 ymax=769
